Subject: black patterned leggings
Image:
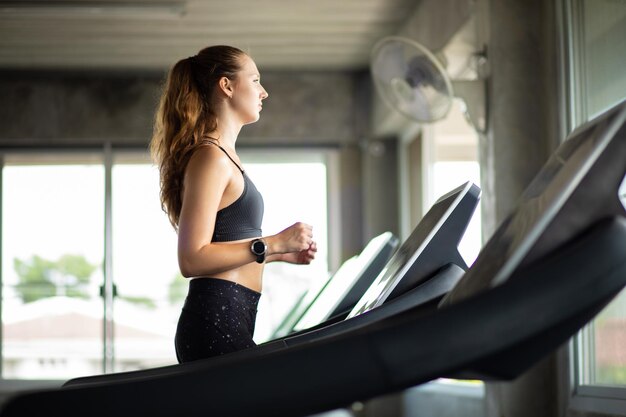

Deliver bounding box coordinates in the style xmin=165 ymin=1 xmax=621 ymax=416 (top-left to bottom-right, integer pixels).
xmin=175 ymin=277 xmax=261 ymax=363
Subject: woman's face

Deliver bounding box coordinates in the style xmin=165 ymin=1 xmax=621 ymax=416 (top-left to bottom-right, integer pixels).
xmin=229 ymin=55 xmax=269 ymax=125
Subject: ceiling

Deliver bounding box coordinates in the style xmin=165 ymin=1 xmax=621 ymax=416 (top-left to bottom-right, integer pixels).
xmin=0 ymin=0 xmax=421 ymax=72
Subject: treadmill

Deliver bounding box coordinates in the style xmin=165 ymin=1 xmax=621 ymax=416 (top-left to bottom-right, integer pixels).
xmin=272 ymin=230 xmax=399 ymax=339
xmin=289 ymin=180 xmax=480 ymax=335
xmin=61 ymin=180 xmax=480 ymax=387
xmin=3 ymin=99 xmax=625 ymax=417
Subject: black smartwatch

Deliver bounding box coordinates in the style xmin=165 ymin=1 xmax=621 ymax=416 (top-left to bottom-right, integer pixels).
xmin=250 ymin=238 xmax=267 ymax=264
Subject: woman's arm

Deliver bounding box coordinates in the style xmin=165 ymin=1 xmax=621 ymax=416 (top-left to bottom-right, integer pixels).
xmin=177 ymin=147 xmax=314 ymax=277
xmin=177 ymin=146 xmax=248 ymax=277
xmin=267 ymin=241 xmax=317 ymax=265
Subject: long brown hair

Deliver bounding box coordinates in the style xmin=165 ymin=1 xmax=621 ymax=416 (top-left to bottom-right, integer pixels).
xmin=150 ymin=45 xmax=246 ymax=229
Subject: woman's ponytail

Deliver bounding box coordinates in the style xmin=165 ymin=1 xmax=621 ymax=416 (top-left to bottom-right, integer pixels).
xmin=150 ymin=46 xmax=246 ymax=229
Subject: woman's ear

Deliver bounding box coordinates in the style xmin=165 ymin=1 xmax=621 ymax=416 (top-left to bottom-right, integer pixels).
xmin=218 ymin=76 xmax=233 ymax=99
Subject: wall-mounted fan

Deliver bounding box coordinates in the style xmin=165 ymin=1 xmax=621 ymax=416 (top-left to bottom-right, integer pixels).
xmin=371 ymin=36 xmax=487 ymax=133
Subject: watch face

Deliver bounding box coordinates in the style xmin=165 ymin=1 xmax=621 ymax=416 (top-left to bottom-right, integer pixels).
xmin=252 ymin=240 xmax=266 ymax=254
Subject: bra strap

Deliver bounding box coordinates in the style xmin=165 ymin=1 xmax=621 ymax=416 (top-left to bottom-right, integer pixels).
xmin=206 ymin=141 xmax=244 ymax=173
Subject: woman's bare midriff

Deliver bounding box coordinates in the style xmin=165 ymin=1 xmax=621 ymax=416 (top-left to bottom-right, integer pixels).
xmin=191 ymin=239 xmax=264 ymax=293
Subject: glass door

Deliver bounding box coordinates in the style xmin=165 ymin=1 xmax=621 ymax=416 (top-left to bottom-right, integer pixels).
xmin=1 ymin=154 xmax=104 ymax=379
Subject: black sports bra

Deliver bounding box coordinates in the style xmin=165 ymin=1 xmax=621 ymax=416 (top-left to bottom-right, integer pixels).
xmin=210 ymin=144 xmax=264 ymax=242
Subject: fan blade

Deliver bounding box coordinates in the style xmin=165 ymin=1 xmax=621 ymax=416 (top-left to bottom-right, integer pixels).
xmin=371 ymin=37 xmax=453 ymax=123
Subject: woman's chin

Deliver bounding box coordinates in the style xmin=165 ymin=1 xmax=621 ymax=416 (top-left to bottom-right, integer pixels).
xmin=243 ymin=114 xmax=261 ymax=125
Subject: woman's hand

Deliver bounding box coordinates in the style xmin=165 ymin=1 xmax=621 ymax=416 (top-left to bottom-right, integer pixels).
xmin=265 ymin=222 xmax=317 ymax=264
xmin=267 ymin=222 xmax=314 ymax=254
xmin=279 ymin=241 xmax=318 ymax=265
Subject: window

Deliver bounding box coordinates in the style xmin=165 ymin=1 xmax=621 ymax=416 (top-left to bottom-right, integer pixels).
xmin=240 ymin=149 xmax=331 ymax=342
xmin=1 ymin=154 xmax=105 ymax=379
xmin=0 ymin=147 xmax=333 ymax=379
xmin=571 ymin=176 xmax=626 ymax=411
xmin=111 ymin=153 xmax=180 ymax=372
xmin=562 ymin=0 xmax=626 ymax=413
xmin=579 ymin=174 xmax=626 ymax=388
xmin=578 ymin=291 xmax=626 ymax=386
xmin=564 ymin=0 xmax=626 ymax=129
xmin=401 ymin=98 xmax=483 ymax=395
xmin=422 ymin=100 xmax=482 ymax=266
xmin=425 ymin=101 xmax=482 ymax=395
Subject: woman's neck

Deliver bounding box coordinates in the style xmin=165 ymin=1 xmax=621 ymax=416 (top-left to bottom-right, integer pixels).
xmin=211 ymin=115 xmax=242 ymax=149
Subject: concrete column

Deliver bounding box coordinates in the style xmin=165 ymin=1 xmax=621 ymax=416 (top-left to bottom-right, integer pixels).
xmin=481 ymin=0 xmax=559 ymax=229
xmin=486 ymin=356 xmax=559 ymax=417
xmin=339 ymin=145 xmax=364 ymax=262
xmin=482 ymin=0 xmax=560 ymax=416
xmin=362 ymin=137 xmax=400 ymax=242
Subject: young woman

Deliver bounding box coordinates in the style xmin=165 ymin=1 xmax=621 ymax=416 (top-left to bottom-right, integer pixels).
xmin=150 ymin=45 xmax=317 ymax=362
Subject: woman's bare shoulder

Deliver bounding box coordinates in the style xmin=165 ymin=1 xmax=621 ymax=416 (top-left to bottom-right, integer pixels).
xmin=186 ymin=143 xmax=232 ymax=177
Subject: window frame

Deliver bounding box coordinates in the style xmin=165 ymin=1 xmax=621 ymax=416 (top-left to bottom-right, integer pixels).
xmin=0 ymin=147 xmax=107 ymax=384
xmin=0 ymin=147 xmax=180 ymax=380
xmin=569 ymin=307 xmax=626 ymax=415
xmin=558 ymin=0 xmax=626 ymax=414
xmin=0 ymin=144 xmax=339 ymax=386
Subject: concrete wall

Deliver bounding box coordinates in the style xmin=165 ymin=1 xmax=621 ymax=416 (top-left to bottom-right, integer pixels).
xmin=0 ymin=72 xmax=159 ymax=146
xmin=0 ymin=70 xmax=358 ymax=147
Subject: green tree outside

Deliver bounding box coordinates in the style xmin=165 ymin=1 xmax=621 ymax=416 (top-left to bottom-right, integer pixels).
xmin=13 ymin=254 xmax=97 ymax=303
xmin=168 ymin=272 xmax=187 ymax=305
xmin=14 ymin=254 xmax=183 ymax=309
